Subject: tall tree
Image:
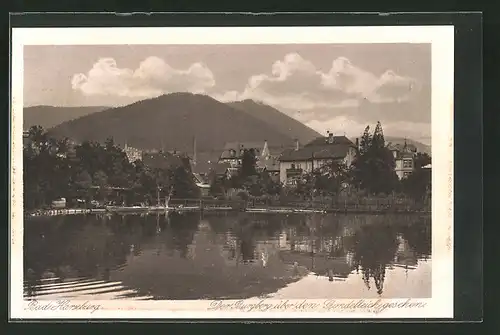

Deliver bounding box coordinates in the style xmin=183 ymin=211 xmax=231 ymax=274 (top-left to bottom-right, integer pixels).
xmin=401 ymin=156 xmax=431 ymax=203
xmin=414 ymin=152 xmax=431 ymax=169
xmin=92 ymin=170 xmax=109 ymax=202
xmin=240 ymin=148 xmax=257 ymax=178
xmin=359 ymin=126 xmax=372 ymax=155
xmin=371 ymin=121 xmax=385 ymax=150
xmin=170 ymin=165 xmax=200 ymax=199
xmin=351 ymin=122 xmax=399 ymax=195
xmin=315 ymin=160 xmax=351 ymax=198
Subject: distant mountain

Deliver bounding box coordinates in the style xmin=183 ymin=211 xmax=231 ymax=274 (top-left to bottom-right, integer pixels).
xmin=349 ymin=136 xmax=431 ymax=155
xmin=48 ymin=93 xmax=299 ymax=152
xmin=23 ymin=105 xmax=108 ymax=130
xmin=227 ymin=99 xmax=321 ymax=144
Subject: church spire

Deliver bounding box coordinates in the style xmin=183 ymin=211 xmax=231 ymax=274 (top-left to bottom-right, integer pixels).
xmin=261 ymin=140 xmax=270 ymax=159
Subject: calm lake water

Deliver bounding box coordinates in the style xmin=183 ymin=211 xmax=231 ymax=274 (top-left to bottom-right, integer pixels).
xmin=24 ymin=212 xmax=431 ymax=300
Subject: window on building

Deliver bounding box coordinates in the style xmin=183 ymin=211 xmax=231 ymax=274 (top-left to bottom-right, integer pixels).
xmin=291 ymin=163 xmax=295 ymax=169
xmin=403 ymin=159 xmax=413 ymax=169
xmin=403 ymin=172 xmax=412 ymax=178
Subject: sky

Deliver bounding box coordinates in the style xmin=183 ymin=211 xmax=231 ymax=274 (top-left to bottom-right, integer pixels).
xmin=24 ymin=44 xmax=431 ymax=143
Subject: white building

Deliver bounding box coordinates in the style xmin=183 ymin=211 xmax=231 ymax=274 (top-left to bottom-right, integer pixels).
xmin=278 ymin=133 xmax=357 ymax=185
xmin=124 ymin=143 xmax=143 ymax=163
xmin=388 ymin=142 xmax=418 ymax=179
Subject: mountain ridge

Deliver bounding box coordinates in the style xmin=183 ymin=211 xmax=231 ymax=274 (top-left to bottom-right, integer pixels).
xmin=226 ymin=99 xmax=321 ymax=145
xmin=26 ymin=94 xmax=431 ymax=155
xmin=23 ymin=105 xmax=109 ymax=130
xmin=48 ymin=93 xmax=302 ymax=152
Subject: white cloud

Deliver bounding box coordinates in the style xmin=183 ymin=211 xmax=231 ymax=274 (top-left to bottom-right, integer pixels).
xmin=306 ymin=117 xmax=430 ymax=140
xmin=215 ymin=53 xmax=419 ymax=110
xmin=72 ymin=57 xmax=216 ymax=97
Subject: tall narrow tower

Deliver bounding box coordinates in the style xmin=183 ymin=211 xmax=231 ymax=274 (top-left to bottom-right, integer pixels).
xmin=192 ymin=136 xmax=197 ymax=165
xmin=261 ymin=140 xmax=270 ymax=159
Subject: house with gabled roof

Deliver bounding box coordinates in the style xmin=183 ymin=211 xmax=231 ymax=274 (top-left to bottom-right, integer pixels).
xmin=278 ymin=132 xmax=358 ymax=185
xmin=387 ymin=141 xmax=418 ymax=179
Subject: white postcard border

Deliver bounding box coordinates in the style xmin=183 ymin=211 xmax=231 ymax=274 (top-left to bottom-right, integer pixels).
xmin=10 ymin=25 xmax=454 ymax=319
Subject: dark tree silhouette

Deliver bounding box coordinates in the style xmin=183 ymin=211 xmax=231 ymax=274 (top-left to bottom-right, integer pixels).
xmin=351 ymin=122 xmax=400 ymax=195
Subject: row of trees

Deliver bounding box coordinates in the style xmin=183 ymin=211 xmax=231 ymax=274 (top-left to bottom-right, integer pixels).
xmin=23 ymin=126 xmax=199 ymax=210
xmin=23 ymin=121 xmax=431 ymax=210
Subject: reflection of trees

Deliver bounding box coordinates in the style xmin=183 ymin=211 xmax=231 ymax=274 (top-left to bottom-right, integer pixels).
xmin=399 ymin=216 xmax=431 ymax=259
xmin=163 ymin=213 xmax=199 ymax=258
xmin=235 ymin=217 xmax=256 ymax=262
xmin=24 ymin=214 xmax=145 ymax=292
xmin=349 ymin=223 xmax=399 ymax=295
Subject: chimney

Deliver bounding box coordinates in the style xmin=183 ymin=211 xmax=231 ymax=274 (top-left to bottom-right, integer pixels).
xmin=295 ymin=139 xmax=300 ymax=151
xmin=328 ymin=131 xmax=334 ymax=144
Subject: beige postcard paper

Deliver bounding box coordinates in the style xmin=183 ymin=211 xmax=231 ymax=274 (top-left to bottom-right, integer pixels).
xmin=10 ymin=26 xmax=453 ymax=319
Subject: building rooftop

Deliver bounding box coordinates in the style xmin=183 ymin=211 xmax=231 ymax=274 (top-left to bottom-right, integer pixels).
xmin=279 ymin=139 xmax=353 ymax=162
xmin=305 ymin=135 xmax=356 ymax=147
xmin=387 ymin=142 xmax=418 ymax=152
xmin=220 ymin=141 xmax=290 ymax=159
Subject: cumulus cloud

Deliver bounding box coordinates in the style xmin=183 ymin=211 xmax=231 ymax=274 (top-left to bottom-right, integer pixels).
xmin=215 ymin=53 xmax=419 ymax=110
xmin=72 ymin=57 xmax=216 ymax=97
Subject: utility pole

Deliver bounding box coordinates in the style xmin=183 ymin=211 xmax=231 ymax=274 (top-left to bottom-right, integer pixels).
xmin=156 ymin=185 xmax=160 ymax=206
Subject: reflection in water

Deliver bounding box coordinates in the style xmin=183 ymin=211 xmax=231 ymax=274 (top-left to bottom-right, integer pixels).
xmin=348 ymin=221 xmax=399 ymax=295
xmin=24 ymin=212 xmax=431 ymax=300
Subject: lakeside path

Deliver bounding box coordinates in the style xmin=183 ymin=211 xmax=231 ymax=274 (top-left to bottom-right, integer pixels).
xmin=25 ymin=206 xmax=431 ymax=218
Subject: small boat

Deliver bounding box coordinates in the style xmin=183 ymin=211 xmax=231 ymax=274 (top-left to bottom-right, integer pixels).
xmin=293 ymin=209 xmax=327 ymax=214
xmin=148 ymin=206 xmax=168 ymax=212
xmin=51 ymin=198 xmax=66 ymax=209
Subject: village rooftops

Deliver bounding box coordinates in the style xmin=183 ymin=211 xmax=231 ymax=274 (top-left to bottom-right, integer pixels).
xmin=279 ymin=135 xmax=356 ymax=162
xmin=220 ymin=141 xmax=288 ymax=159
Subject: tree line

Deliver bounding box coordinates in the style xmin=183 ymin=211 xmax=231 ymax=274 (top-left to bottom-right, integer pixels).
xmin=23 ymin=126 xmax=199 ymax=210
xmin=24 ymin=121 xmax=431 ymax=210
